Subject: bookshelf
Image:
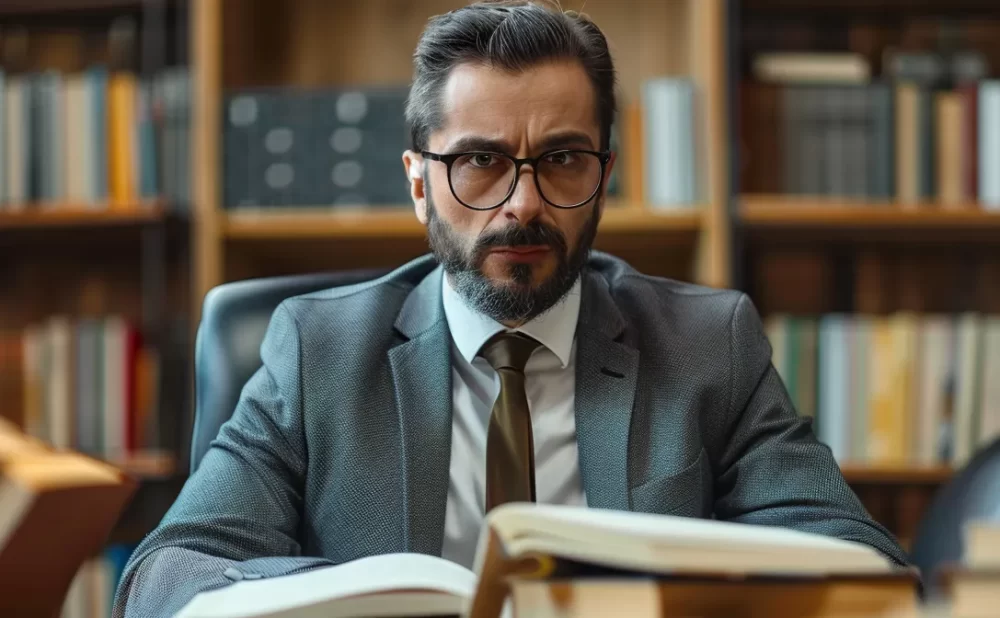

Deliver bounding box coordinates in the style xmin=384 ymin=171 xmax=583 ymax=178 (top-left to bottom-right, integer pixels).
xmin=0 ymin=4 xmax=192 ymax=601
xmin=192 ymin=0 xmax=732 ymax=305
xmin=736 ymin=0 xmax=1000 ymax=539
xmin=8 ymin=0 xmax=1000 ymax=595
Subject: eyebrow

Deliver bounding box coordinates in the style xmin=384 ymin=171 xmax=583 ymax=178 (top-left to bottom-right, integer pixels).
xmin=442 ymin=130 xmax=596 ymax=155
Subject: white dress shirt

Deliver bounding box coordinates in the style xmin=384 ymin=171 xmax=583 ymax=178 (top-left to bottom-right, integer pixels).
xmin=440 ymin=273 xmax=587 ymax=569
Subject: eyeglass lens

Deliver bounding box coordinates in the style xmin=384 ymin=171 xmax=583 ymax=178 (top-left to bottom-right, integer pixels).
xmin=449 ymin=151 xmax=602 ymax=209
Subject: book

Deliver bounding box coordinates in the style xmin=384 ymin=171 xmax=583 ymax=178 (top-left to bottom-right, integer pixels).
xmin=0 ymin=417 xmax=137 ymax=617
xmin=174 ymin=502 xmax=910 ymax=618
xmin=939 ymin=522 xmax=1000 ymax=618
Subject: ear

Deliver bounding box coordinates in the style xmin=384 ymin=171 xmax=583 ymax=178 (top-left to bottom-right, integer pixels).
xmin=601 ymin=150 xmax=618 ymax=197
xmin=402 ymin=150 xmax=428 ymax=224
xmin=597 ymin=150 xmax=618 ymax=216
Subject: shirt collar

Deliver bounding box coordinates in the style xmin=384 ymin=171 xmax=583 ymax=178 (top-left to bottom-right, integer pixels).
xmin=441 ymin=273 xmax=581 ymax=369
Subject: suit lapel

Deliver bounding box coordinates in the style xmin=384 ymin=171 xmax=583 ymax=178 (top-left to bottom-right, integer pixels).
xmin=389 ymin=266 xmax=452 ymax=556
xmin=574 ymin=269 xmax=639 ymax=511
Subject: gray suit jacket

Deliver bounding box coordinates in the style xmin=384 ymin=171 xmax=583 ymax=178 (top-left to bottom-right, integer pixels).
xmin=113 ymin=252 xmax=909 ymax=618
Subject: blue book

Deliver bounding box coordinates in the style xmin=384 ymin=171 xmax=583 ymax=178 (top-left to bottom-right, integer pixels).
xmin=818 ymin=315 xmax=849 ymax=462
xmin=89 ymin=66 xmax=110 ymax=202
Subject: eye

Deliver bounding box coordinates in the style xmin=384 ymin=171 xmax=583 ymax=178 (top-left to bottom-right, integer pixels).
xmin=544 ymin=151 xmax=577 ymax=165
xmin=469 ymin=153 xmax=498 ymax=168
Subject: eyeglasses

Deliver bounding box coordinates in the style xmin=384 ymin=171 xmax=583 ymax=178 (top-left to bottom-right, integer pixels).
xmin=421 ymin=149 xmax=612 ymax=211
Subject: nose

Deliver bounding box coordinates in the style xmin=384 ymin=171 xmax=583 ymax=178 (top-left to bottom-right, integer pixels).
xmin=500 ymin=163 xmax=545 ymax=224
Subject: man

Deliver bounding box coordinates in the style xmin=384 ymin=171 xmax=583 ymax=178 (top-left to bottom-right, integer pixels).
xmin=113 ymin=2 xmax=908 ymax=616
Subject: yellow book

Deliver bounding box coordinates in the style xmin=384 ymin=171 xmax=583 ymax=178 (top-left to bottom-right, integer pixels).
xmin=108 ymin=72 xmax=137 ymax=208
xmin=868 ymin=318 xmax=902 ymax=464
xmin=890 ymin=313 xmax=919 ymax=465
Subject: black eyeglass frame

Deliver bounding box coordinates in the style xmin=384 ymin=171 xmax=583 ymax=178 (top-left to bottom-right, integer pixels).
xmin=420 ymin=149 xmax=613 ymax=211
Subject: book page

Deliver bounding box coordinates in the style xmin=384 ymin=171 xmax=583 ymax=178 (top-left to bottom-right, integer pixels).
xmin=176 ymin=553 xmax=477 ymax=618
xmin=485 ymin=504 xmax=892 ymax=576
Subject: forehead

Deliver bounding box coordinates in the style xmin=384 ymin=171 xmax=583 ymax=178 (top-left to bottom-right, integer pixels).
xmin=435 ymin=59 xmax=599 ymax=149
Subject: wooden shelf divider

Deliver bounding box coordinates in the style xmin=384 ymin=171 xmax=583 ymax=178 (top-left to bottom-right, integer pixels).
xmin=840 ymin=465 xmax=954 ymax=485
xmin=0 ymin=203 xmax=169 ymax=230
xmin=741 ymin=194 xmax=1000 ymax=228
xmin=222 ymin=204 xmax=704 ymax=241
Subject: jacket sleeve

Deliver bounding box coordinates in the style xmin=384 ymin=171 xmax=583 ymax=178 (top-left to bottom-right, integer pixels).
xmin=712 ymin=294 xmax=910 ymax=567
xmin=112 ymin=302 xmax=334 ymax=618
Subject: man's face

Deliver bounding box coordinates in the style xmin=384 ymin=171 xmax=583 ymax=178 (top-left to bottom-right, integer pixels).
xmin=403 ymin=59 xmax=616 ymax=324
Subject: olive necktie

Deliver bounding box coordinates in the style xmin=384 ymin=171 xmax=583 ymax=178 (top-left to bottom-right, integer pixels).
xmin=480 ymin=331 xmax=542 ymax=513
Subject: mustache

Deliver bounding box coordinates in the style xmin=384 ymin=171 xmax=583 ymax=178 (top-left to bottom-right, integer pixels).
xmin=473 ymin=221 xmax=568 ymax=255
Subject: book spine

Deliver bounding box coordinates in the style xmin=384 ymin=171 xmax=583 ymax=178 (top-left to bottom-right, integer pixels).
xmin=979 ymin=80 xmax=1000 ymax=209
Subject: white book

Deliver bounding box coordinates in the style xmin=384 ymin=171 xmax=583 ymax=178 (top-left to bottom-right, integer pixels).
xmin=953 ymin=313 xmax=984 ymax=466
xmin=4 ymin=77 xmax=27 ymax=209
xmin=979 ymin=81 xmax=1000 ymax=209
xmin=102 ymin=317 xmax=128 ymax=460
xmin=642 ymin=78 xmax=697 ymax=208
xmin=46 ymin=317 xmax=73 ymax=451
xmin=64 ymin=75 xmax=90 ymax=205
xmin=175 ymin=503 xmax=898 ymax=618
xmin=753 ymin=52 xmax=870 ymax=84
xmin=965 ymin=521 xmax=1000 ymax=568
xmin=60 ymin=561 xmax=90 ymax=618
xmin=977 ymin=317 xmax=1000 ymax=449
xmin=765 ymin=313 xmax=788 ymax=379
xmin=818 ymin=315 xmax=849 ymax=461
xmin=917 ymin=317 xmax=954 ymax=465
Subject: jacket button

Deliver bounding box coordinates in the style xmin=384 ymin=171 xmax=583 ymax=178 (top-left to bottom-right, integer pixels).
xmin=223 ymin=567 xmax=244 ymax=581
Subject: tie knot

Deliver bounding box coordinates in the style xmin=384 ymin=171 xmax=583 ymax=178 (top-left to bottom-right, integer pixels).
xmin=480 ymin=332 xmax=541 ymax=373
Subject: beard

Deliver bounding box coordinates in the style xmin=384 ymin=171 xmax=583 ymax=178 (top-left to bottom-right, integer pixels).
xmin=425 ymin=185 xmax=601 ymax=324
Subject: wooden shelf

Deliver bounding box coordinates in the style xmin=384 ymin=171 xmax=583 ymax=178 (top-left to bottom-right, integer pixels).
xmin=222 ymin=204 xmax=704 ymax=241
xmin=741 ymin=195 xmax=1000 ymax=229
xmin=744 ymin=0 xmax=997 ymax=12
xmin=0 ymin=0 xmax=150 ymax=16
xmin=840 ymin=465 xmax=954 ymax=484
xmin=0 ymin=203 xmax=169 ymax=230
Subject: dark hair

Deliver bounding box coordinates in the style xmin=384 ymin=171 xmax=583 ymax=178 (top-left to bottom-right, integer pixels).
xmin=406 ymin=0 xmax=617 ymax=151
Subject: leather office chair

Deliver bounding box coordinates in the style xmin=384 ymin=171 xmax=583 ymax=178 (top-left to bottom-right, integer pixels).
xmin=191 ymin=268 xmax=389 ymax=474
xmin=909 ymin=437 xmax=1000 ymax=596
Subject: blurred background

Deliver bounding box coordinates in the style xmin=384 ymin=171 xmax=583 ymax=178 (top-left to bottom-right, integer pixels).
xmin=0 ymin=0 xmax=998 ymax=614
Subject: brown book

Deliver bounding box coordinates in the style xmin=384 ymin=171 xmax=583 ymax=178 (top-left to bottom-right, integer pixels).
xmin=936 ymin=91 xmax=967 ymax=207
xmin=960 ymin=84 xmax=979 ymax=202
xmin=0 ymin=418 xmax=137 ymax=617
xmin=622 ymin=100 xmax=644 ymax=204
xmin=895 ymin=83 xmax=921 ymax=206
xmin=738 ymin=81 xmax=782 ymax=194
xmin=512 ymin=573 xmax=920 ymax=618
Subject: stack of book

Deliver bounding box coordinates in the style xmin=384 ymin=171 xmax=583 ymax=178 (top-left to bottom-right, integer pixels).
xmin=0 ymin=66 xmax=190 ymax=212
xmin=766 ymin=313 xmax=1000 ymax=468
xmin=1 ymin=315 xmax=161 ymax=463
xmin=742 ymin=51 xmax=1000 ymax=208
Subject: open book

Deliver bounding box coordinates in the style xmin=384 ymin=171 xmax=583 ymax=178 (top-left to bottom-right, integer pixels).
xmin=0 ymin=418 xmax=137 ymax=617
xmin=175 ymin=502 xmax=907 ymax=618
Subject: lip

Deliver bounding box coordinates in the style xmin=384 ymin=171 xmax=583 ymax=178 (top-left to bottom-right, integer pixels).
xmin=489 ymin=245 xmax=551 ymax=263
